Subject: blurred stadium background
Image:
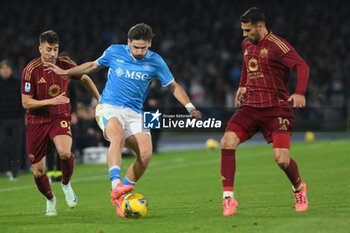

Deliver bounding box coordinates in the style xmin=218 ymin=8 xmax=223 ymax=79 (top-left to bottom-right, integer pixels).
xmin=1 ymin=0 xmax=350 ymax=173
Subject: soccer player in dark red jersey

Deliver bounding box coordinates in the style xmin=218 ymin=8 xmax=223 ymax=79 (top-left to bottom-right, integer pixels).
xmin=221 ymin=7 xmax=309 ymax=216
xmin=21 ymin=30 xmax=100 ymax=216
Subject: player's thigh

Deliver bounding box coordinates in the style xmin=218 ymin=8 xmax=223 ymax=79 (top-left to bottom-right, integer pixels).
xmin=260 ymin=107 xmax=294 ymax=143
xmin=26 ymin=122 xmax=51 ymax=165
xmin=225 ymin=106 xmax=257 ymax=146
xmin=49 ymin=118 xmax=73 ymax=159
xmin=221 ymin=131 xmax=241 ymax=149
xmin=95 ymin=103 xmax=125 ymax=143
xmin=53 ymin=135 xmax=72 ymax=159
xmin=105 ymin=117 xmax=125 ymax=146
xmin=125 ymin=133 xmax=152 ymax=162
xmin=223 ymin=111 xmax=254 ymax=149
xmin=124 ymin=108 xmax=150 ymax=140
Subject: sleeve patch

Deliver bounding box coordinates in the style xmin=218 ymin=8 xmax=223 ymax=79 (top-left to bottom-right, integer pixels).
xmin=24 ymin=82 xmax=31 ymax=92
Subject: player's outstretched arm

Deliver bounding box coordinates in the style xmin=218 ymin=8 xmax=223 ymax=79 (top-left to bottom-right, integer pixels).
xmin=44 ymin=61 xmax=102 ymax=76
xmin=79 ymin=75 xmax=100 ymax=101
xmin=168 ymin=81 xmax=202 ymax=120
xmin=22 ymin=92 xmax=70 ymax=110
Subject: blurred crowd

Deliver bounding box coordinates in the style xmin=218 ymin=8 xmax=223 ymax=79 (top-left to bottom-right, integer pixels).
xmin=0 ymin=0 xmax=349 ymax=175
xmin=1 ymin=0 xmax=349 ymax=108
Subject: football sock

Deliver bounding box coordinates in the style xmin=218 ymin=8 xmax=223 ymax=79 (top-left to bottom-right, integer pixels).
xmin=223 ymin=191 xmax=234 ymax=199
xmin=221 ymin=149 xmax=236 ymax=192
xmin=293 ymin=182 xmax=304 ymax=193
xmin=109 ymin=166 xmax=121 ymax=190
xmin=122 ymin=176 xmax=136 ymax=186
xmin=282 ymin=158 xmax=302 ymax=189
xmin=61 ymin=154 xmax=74 ymax=185
xmin=34 ymin=174 xmax=54 ymax=200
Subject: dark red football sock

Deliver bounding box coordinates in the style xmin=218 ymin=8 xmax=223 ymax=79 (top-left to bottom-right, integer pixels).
xmin=61 ymin=154 xmax=74 ymax=185
xmin=282 ymin=158 xmax=302 ymax=188
xmin=221 ymin=149 xmax=236 ymax=191
xmin=34 ymin=174 xmax=53 ymax=199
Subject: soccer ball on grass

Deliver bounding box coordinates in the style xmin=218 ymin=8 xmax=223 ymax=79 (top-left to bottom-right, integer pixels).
xmin=121 ymin=193 xmax=148 ymax=218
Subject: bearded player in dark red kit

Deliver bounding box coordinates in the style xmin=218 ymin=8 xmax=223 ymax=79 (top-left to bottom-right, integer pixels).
xmin=21 ymin=30 xmax=100 ymax=216
xmin=220 ymin=7 xmax=309 ymax=216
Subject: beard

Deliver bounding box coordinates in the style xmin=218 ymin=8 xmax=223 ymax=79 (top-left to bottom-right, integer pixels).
xmin=44 ymin=56 xmax=57 ymax=63
xmin=248 ymin=34 xmax=260 ymax=44
xmin=133 ymin=54 xmax=145 ymax=60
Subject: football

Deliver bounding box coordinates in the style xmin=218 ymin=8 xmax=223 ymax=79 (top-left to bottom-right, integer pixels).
xmin=305 ymin=131 xmax=315 ymax=142
xmin=121 ymin=193 xmax=148 ymax=218
xmin=206 ymin=138 xmax=219 ymax=151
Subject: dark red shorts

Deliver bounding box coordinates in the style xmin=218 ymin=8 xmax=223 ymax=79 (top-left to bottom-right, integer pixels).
xmin=26 ymin=117 xmax=72 ymax=164
xmin=226 ymin=105 xmax=295 ymax=144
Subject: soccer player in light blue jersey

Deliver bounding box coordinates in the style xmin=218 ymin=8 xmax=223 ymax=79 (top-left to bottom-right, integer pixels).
xmin=45 ymin=23 xmax=202 ymax=217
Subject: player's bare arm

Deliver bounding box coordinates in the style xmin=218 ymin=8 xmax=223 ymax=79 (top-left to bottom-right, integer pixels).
xmin=288 ymin=94 xmax=306 ymax=108
xmin=79 ymin=74 xmax=100 ymax=101
xmin=234 ymin=87 xmax=246 ymax=107
xmin=44 ymin=61 xmax=102 ymax=76
xmin=168 ymin=81 xmax=202 ymax=120
xmin=22 ymin=92 xmax=69 ymax=109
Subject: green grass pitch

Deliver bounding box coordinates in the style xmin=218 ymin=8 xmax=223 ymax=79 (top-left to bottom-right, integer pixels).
xmin=1 ymin=139 xmax=350 ymax=233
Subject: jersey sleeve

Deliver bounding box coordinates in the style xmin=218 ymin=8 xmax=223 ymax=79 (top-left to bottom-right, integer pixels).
xmin=96 ymin=46 xmax=113 ymax=67
xmin=21 ymin=66 xmax=36 ymax=96
xmin=155 ymin=56 xmax=174 ymax=87
xmin=277 ymin=47 xmax=310 ymax=95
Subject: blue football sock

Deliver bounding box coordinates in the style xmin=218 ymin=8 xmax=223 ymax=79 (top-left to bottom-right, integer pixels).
xmin=122 ymin=176 xmax=136 ymax=186
xmin=109 ymin=166 xmax=121 ymax=182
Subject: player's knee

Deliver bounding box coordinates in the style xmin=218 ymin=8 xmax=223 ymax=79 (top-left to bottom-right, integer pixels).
xmin=105 ymin=121 xmax=124 ymax=142
xmin=58 ymin=150 xmax=71 ymax=160
xmin=275 ymin=159 xmax=289 ymax=169
xmin=274 ymin=151 xmax=290 ymax=169
xmin=220 ymin=135 xmax=238 ymax=149
xmin=33 ymin=168 xmax=45 ymax=178
xmin=109 ymin=136 xmax=124 ymax=149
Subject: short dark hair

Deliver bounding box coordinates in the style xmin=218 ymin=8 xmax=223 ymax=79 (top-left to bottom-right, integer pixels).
xmin=128 ymin=23 xmax=155 ymax=41
xmin=39 ymin=30 xmax=59 ymax=45
xmin=240 ymin=7 xmax=266 ymax=24
xmin=0 ymin=59 xmax=11 ymax=69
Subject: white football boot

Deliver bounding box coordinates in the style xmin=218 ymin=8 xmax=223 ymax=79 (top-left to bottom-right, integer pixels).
xmin=61 ymin=181 xmax=78 ymax=208
xmin=45 ymin=195 xmax=57 ymax=216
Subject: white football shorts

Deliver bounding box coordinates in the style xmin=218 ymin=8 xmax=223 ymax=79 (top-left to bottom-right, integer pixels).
xmin=95 ymin=103 xmax=150 ymax=140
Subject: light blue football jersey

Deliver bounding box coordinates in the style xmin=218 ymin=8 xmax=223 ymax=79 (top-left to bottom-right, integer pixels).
xmin=96 ymin=44 xmax=174 ymax=113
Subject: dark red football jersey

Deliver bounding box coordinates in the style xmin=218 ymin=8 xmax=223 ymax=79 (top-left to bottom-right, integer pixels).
xmin=239 ymin=31 xmax=309 ymax=108
xmin=21 ymin=56 xmax=82 ymax=124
